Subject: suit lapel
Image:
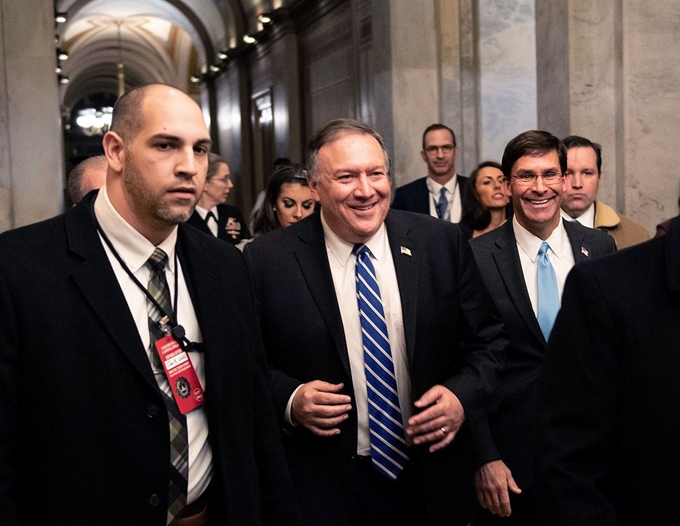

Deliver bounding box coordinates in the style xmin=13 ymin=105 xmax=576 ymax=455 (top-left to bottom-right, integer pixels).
xmin=385 ymin=212 xmax=419 ymax=366
xmin=66 ymin=196 xmax=159 ymax=391
xmin=295 ymin=215 xmax=352 ymax=378
xmin=417 ymin=178 xmax=431 ymax=214
xmin=564 ymin=219 xmax=590 ymax=263
xmin=188 ymin=211 xmax=212 ymax=236
xmin=176 ymin=227 xmax=227 ymax=417
xmin=491 ymin=222 xmax=545 ymax=343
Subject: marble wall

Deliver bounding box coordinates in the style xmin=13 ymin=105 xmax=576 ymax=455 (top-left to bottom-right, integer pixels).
xmin=569 ymin=0 xmax=680 ymax=232
xmin=477 ymin=0 xmax=538 ymax=163
xmin=0 ymin=2 xmax=11 ymax=232
xmin=621 ymin=0 xmax=680 ymax=231
xmin=0 ymin=0 xmax=63 ymax=232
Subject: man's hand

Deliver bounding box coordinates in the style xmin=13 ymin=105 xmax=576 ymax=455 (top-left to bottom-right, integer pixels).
xmin=405 ymin=385 xmax=464 ymax=452
xmin=475 ymin=460 xmax=522 ymax=517
xmin=291 ymin=380 xmax=352 ymax=436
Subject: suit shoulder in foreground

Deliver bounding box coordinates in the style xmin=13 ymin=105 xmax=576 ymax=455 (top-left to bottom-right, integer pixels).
xmin=535 ymin=227 xmax=679 ymax=526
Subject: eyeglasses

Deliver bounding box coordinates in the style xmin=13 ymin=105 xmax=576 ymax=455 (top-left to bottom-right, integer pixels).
xmin=510 ymin=171 xmax=563 ymax=185
xmin=424 ymin=144 xmax=455 ymax=155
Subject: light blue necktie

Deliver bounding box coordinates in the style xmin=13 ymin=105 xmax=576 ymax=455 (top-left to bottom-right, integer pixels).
xmin=436 ymin=187 xmax=448 ymax=220
xmin=353 ymin=244 xmax=408 ymax=480
xmin=536 ymin=241 xmax=560 ymax=340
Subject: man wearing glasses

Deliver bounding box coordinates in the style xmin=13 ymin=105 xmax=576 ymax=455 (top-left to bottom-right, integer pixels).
xmin=468 ymin=130 xmax=615 ymax=525
xmin=392 ymin=124 xmax=468 ymax=222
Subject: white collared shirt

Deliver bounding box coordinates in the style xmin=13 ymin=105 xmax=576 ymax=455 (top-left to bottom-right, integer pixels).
xmin=321 ymin=212 xmax=412 ymax=455
xmin=561 ymin=202 xmax=595 ymax=228
xmin=426 ymin=175 xmax=462 ymax=223
xmin=195 ymin=205 xmax=219 ymax=237
xmin=94 ymin=186 xmax=212 ymax=504
xmin=513 ymin=216 xmax=576 ymax=317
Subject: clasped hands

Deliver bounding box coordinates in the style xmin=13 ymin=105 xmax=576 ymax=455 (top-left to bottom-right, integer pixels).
xmin=291 ymin=380 xmax=464 ymax=452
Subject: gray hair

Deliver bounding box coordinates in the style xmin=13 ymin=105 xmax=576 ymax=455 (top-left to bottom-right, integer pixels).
xmin=306 ymin=118 xmax=390 ymax=181
xmin=67 ymin=155 xmax=107 ymax=204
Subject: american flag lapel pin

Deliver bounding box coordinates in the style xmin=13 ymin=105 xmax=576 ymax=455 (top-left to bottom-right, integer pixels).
xmin=581 ymin=246 xmax=589 ymax=257
xmin=400 ymin=246 xmax=412 ymax=256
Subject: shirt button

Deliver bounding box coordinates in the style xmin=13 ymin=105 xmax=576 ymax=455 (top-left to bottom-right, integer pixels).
xmin=146 ymin=404 xmax=160 ymax=418
xmin=148 ymin=494 xmax=161 ymax=507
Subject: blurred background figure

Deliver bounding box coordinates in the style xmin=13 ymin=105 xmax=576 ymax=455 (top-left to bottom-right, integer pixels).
xmin=187 ymin=152 xmax=251 ymax=245
xmin=655 ymin=194 xmax=680 ymax=237
xmin=249 ymin=157 xmax=295 ymax=231
xmin=460 ymin=161 xmax=512 ymax=239
xmin=253 ymin=163 xmax=315 ymax=236
xmin=67 ymin=155 xmax=107 ymax=206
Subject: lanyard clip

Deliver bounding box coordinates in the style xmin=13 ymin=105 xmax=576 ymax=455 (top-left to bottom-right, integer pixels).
xmin=159 ymin=316 xmax=172 ymax=335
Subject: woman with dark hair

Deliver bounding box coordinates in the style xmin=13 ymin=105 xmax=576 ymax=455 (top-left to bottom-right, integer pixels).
xmin=460 ymin=161 xmax=512 ymax=239
xmin=253 ymin=163 xmax=315 ymax=235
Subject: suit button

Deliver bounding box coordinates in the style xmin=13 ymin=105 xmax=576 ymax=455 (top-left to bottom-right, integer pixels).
xmin=148 ymin=494 xmax=161 ymax=507
xmin=146 ymin=404 xmax=160 ymax=418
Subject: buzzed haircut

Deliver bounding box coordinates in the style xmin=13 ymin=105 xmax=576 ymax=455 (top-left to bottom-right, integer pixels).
xmin=67 ymin=155 xmax=107 ymax=204
xmin=110 ymin=84 xmax=154 ymax=142
xmin=563 ymin=135 xmax=603 ymax=174
xmin=422 ymin=124 xmax=456 ymax=150
xmin=501 ymin=130 xmax=567 ymax=179
xmin=207 ymin=153 xmax=228 ymax=181
xmin=306 ymin=118 xmax=390 ymax=181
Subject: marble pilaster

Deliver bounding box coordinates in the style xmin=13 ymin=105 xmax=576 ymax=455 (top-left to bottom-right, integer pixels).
xmin=0 ymin=0 xmax=63 ymax=231
xmin=376 ymin=0 xmax=440 ymax=187
xmin=478 ymin=0 xmax=537 ymax=162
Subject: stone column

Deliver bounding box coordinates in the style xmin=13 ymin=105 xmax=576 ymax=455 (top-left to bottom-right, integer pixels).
xmin=0 ymin=0 xmax=64 ymax=231
xmin=373 ymin=0 xmax=440 ymax=187
xmin=477 ymin=0 xmax=538 ymax=161
xmin=568 ymin=0 xmax=680 ymax=231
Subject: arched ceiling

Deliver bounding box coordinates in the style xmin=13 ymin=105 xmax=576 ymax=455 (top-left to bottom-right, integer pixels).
xmin=54 ymin=0 xmax=296 ymax=113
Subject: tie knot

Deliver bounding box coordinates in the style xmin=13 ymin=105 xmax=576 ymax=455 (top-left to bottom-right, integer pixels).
xmin=147 ymin=248 xmax=168 ymax=272
xmin=353 ymin=243 xmax=371 ymax=259
xmin=440 ymin=187 xmax=447 ymax=198
xmin=205 ymin=211 xmax=217 ymax=222
xmin=538 ymin=241 xmax=550 ymax=258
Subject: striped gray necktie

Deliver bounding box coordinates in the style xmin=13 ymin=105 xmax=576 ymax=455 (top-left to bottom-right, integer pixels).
xmin=146 ymin=247 xmax=188 ymax=525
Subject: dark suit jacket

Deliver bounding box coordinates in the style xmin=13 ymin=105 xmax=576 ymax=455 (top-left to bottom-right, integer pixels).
xmin=468 ymin=220 xmax=615 ymax=490
xmin=245 ymin=210 xmax=508 ymax=526
xmin=0 ymin=193 xmax=298 ymax=526
xmin=391 ymin=175 xmax=469 ymax=216
xmin=535 ymin=218 xmax=680 ymax=526
xmin=186 ymin=204 xmax=251 ymax=245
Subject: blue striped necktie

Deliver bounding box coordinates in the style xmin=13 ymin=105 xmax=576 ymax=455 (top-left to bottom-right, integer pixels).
xmin=353 ymin=244 xmax=408 ymax=480
xmin=436 ymin=187 xmax=448 ymax=220
xmin=536 ymin=241 xmax=560 ymax=340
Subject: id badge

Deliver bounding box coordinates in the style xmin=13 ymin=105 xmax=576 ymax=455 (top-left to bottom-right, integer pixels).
xmin=155 ymin=334 xmax=205 ymax=414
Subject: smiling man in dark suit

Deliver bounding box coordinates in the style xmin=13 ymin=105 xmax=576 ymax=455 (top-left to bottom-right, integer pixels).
xmin=468 ymin=130 xmax=615 ymax=525
xmin=245 ymin=118 xmax=508 ymax=526
xmin=0 ymin=84 xmax=298 ymax=526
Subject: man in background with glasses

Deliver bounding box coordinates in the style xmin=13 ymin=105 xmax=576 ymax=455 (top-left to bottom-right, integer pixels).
xmin=468 ymin=130 xmax=615 ymax=525
xmin=392 ymin=123 xmax=468 ymax=222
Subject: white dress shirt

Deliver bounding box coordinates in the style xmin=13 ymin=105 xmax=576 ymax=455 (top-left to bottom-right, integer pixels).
xmin=513 ymin=216 xmax=575 ymax=316
xmin=94 ymin=186 xmax=212 ymax=504
xmin=285 ymin=212 xmax=413 ymax=455
xmin=561 ymin=202 xmax=595 ymax=228
xmin=427 ymin=175 xmax=463 ymax=223
xmin=195 ymin=205 xmax=219 ymax=237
